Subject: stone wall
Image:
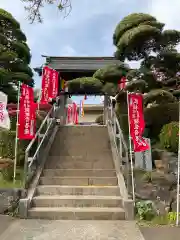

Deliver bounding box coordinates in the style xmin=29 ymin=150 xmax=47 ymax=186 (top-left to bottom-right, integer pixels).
xmin=0 ymin=189 xmax=26 ymax=214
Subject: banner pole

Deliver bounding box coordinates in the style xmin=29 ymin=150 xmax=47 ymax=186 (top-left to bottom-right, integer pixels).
xmin=38 ymin=65 xmax=44 ymax=111
xmin=13 ymin=81 xmax=21 ymax=183
xmin=79 ymin=100 xmax=81 ymax=124
xmin=176 ymin=99 xmax=180 ymax=226
xmin=126 ymin=91 xmax=135 ymax=202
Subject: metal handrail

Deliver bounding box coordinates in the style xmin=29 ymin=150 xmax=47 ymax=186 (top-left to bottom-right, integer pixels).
xmin=106 ymin=100 xmax=133 ymax=197
xmin=25 ymin=106 xmax=54 ymax=153
xmin=23 ymin=104 xmax=56 ymax=187
xmin=29 ymin=119 xmax=53 ymax=167
xmin=115 ymin=116 xmax=128 ymax=153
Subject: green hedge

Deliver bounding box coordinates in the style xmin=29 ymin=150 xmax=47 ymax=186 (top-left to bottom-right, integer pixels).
xmin=0 ymin=111 xmax=46 ymax=167
xmin=0 ymin=130 xmax=28 ymax=166
xmin=144 ymin=103 xmax=179 ymax=139
xmin=118 ymin=114 xmax=129 ymax=135
xmin=159 ymin=121 xmax=178 ymax=153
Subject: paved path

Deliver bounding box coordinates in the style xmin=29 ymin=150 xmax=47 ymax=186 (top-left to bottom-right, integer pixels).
xmin=0 ymin=219 xmax=145 ymax=240
xmin=140 ymin=226 xmax=180 ymax=240
xmin=2 ymin=215 xmax=180 ymax=240
xmin=0 ymin=215 xmax=15 ymax=237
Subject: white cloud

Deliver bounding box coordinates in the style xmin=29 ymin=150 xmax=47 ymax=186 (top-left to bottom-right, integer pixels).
xmin=148 ymin=0 xmax=180 ymax=30
xmin=60 ymin=45 xmax=77 ymax=56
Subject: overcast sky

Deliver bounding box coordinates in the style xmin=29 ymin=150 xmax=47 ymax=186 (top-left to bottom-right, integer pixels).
xmin=1 ymin=0 xmax=180 ymax=104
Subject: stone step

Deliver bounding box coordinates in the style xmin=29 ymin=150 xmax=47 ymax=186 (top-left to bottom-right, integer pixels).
xmin=45 ymin=160 xmax=115 ymax=169
xmin=39 ymin=177 xmax=118 ymax=186
xmin=42 ymin=169 xmax=117 ymax=177
xmin=46 ymin=155 xmax=113 ymax=163
xmin=54 ymin=144 xmax=111 ymax=151
xmin=49 ymin=149 xmax=112 ymax=157
xmin=28 ymin=207 xmax=125 ymax=220
xmin=36 ymin=185 xmax=121 ymax=196
xmin=32 ymin=195 xmax=123 ymax=208
xmin=56 ymin=126 xmax=108 ymax=136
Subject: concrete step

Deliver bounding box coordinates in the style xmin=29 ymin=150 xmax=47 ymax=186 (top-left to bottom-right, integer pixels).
xmin=39 ymin=177 xmax=118 ymax=186
xmin=28 ymin=207 xmax=125 ymax=220
xmin=49 ymin=149 xmax=113 ymax=157
xmin=45 ymin=161 xmax=115 ymax=169
xmin=42 ymin=169 xmax=117 ymax=177
xmin=54 ymin=144 xmax=111 ymax=152
xmin=47 ymin=155 xmax=113 ymax=162
xmin=56 ymin=126 xmax=108 ymax=137
xmin=32 ymin=195 xmax=123 ymax=208
xmin=36 ymin=185 xmax=121 ymax=196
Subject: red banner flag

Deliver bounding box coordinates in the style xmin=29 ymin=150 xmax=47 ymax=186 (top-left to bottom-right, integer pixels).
xmin=67 ymin=105 xmax=72 ymax=124
xmin=50 ymin=69 xmax=59 ymax=100
xmin=118 ymin=76 xmax=127 ymax=90
xmin=66 ymin=103 xmax=78 ymax=125
xmin=40 ymin=66 xmax=53 ymax=104
xmin=18 ymin=84 xmax=36 ymax=140
xmin=73 ymin=102 xmax=78 ymax=125
xmin=128 ymin=93 xmax=149 ymax=152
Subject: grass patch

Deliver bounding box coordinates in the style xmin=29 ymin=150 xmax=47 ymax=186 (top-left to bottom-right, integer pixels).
xmin=137 ymin=215 xmax=176 ymax=227
xmin=0 ymin=168 xmax=24 ymax=188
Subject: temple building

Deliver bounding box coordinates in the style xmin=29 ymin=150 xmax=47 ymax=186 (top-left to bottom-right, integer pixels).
xmin=34 ymin=56 xmax=120 ymax=94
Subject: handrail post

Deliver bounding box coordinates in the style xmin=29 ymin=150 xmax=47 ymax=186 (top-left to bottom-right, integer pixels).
xmin=103 ymin=95 xmax=108 ymax=125
xmin=23 ymin=150 xmax=29 ymax=188
xmin=119 ymin=131 xmax=123 ymax=159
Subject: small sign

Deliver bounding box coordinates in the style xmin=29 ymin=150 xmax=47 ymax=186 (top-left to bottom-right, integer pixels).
xmin=134 ymin=138 xmax=152 ymax=171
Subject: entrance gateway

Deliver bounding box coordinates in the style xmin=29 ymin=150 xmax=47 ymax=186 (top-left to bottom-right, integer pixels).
xmin=34 ymin=56 xmax=120 ymax=88
xmin=34 ymin=56 xmax=121 ymax=124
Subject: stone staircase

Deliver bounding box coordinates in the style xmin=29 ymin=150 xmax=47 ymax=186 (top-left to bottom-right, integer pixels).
xmin=28 ymin=125 xmax=126 ymax=220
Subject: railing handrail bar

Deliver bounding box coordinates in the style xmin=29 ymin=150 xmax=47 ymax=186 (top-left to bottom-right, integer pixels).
xmin=114 ymin=115 xmax=128 ymax=153
xmin=29 ymin=119 xmax=54 ymax=167
xmin=25 ymin=105 xmax=54 ymax=153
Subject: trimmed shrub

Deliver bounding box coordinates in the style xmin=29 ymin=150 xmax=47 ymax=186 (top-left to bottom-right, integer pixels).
xmin=1 ymin=164 xmax=14 ymax=181
xmin=125 ymin=79 xmax=146 ymax=92
xmin=144 ymin=103 xmax=179 ymax=139
xmin=102 ymin=82 xmax=118 ymax=95
xmin=67 ymin=77 xmax=103 ymax=94
xmin=144 ymin=89 xmax=176 ymax=107
xmin=0 ymin=110 xmax=46 ymax=167
xmin=95 ymin=115 xmax=103 ymax=125
xmin=0 ymin=130 xmax=28 ymax=166
xmin=93 ymin=63 xmax=129 ymax=84
xmin=159 ymin=121 xmax=178 ymax=153
xmin=117 ymin=114 xmax=129 ymax=135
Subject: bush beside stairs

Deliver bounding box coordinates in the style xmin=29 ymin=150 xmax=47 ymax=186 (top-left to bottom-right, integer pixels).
xmin=27 ymin=125 xmax=126 ymax=220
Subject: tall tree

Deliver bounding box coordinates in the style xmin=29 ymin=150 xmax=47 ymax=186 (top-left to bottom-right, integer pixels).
xmin=0 ymin=9 xmax=34 ymax=102
xmin=21 ymin=0 xmax=72 ymax=23
xmin=114 ymin=13 xmax=180 ymax=61
xmin=114 ymin=13 xmax=180 ymax=105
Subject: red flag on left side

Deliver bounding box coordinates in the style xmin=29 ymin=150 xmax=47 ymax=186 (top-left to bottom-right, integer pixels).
xmin=18 ymin=84 xmax=36 ymax=140
xmin=50 ymin=69 xmax=59 ymax=100
xmin=40 ymin=66 xmax=53 ymax=104
xmin=40 ymin=66 xmax=59 ymax=104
